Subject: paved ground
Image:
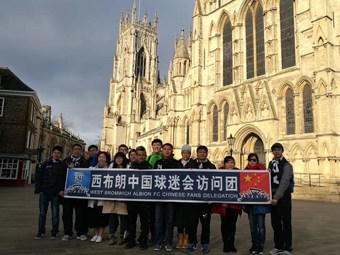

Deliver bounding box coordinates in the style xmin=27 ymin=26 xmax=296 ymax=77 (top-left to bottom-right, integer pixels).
xmin=1 ymin=185 xmax=340 ymax=255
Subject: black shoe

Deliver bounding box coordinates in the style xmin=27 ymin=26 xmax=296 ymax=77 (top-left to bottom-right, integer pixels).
xmin=125 ymin=241 xmax=136 ymax=249
xmin=257 ymin=244 xmax=264 ymax=254
xmin=140 ymin=240 xmax=148 ymax=250
xmin=50 ymin=234 xmax=57 ymax=240
xmin=223 ymin=242 xmax=230 ymax=253
xmin=249 ymin=244 xmax=258 ymax=254
xmin=35 ymin=233 xmax=45 ymax=240
xmin=229 ymin=242 xmax=237 ymax=253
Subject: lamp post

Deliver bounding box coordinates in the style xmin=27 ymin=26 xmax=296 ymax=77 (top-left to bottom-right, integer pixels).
xmin=227 ymin=134 xmax=236 ymax=157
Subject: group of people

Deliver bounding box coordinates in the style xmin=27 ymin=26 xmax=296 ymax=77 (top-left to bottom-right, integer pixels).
xmin=34 ymin=139 xmax=294 ymax=255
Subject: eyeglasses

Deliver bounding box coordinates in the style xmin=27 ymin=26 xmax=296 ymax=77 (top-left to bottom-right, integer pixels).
xmin=248 ymin=159 xmax=257 ymax=162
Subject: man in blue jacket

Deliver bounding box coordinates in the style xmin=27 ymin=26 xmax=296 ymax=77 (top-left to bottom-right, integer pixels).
xmin=34 ymin=146 xmax=63 ymax=240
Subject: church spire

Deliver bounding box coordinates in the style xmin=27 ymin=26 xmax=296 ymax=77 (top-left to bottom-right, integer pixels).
xmin=174 ymin=33 xmax=178 ymax=51
xmin=174 ymin=29 xmax=189 ymax=60
xmin=125 ymin=9 xmax=130 ymax=24
xmin=120 ymin=11 xmax=124 ymax=32
xmin=154 ymin=11 xmax=158 ymax=32
xmin=188 ymin=25 xmax=192 ymax=44
xmin=143 ymin=9 xmax=147 ymax=24
xmin=132 ymin=1 xmax=137 ymax=21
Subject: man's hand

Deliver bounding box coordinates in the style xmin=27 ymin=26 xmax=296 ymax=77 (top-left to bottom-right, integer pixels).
xmin=271 ymin=199 xmax=278 ymax=206
xmin=222 ymin=203 xmax=228 ymax=208
xmin=67 ymin=164 xmax=74 ymax=169
xmin=267 ymin=169 xmax=272 ymax=172
xmin=59 ymin=191 xmax=65 ymax=197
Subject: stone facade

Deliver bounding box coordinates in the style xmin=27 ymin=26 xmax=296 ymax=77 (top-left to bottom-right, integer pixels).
xmin=39 ymin=105 xmax=86 ymax=161
xmin=101 ymin=0 xmax=340 ymax=179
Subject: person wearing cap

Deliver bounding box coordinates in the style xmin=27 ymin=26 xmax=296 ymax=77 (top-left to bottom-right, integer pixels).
xmin=34 ymin=145 xmax=63 ymax=240
xmin=268 ymin=143 xmax=294 ymax=255
xmin=176 ymin=145 xmax=194 ymax=249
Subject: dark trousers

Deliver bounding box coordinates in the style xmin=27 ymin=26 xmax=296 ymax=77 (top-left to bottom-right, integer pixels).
xmin=127 ymin=202 xmax=149 ymax=242
xmin=109 ymin=214 xmax=128 ymax=236
xmin=187 ymin=204 xmax=211 ymax=245
xmin=38 ymin=193 xmax=59 ymax=235
xmin=149 ymin=203 xmax=156 ymax=238
xmin=62 ymin=198 xmax=88 ymax=236
xmin=221 ymin=208 xmax=239 ymax=244
xmin=176 ymin=203 xmax=189 ymax=234
xmin=155 ymin=203 xmax=175 ymax=245
xmin=248 ymin=208 xmax=266 ymax=245
xmin=271 ymin=199 xmax=292 ymax=251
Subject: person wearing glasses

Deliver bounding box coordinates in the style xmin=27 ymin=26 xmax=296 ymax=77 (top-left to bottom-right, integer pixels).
xmin=244 ymin=153 xmax=269 ymax=255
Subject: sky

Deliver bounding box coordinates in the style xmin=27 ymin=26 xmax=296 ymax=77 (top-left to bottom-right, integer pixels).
xmin=0 ymin=0 xmax=195 ymax=146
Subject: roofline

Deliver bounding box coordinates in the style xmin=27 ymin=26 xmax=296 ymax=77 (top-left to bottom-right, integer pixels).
xmin=0 ymin=66 xmax=35 ymax=91
xmin=0 ymin=89 xmax=36 ymax=97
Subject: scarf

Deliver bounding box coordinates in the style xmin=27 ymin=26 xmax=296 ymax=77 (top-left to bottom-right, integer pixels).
xmin=48 ymin=157 xmax=62 ymax=163
xmin=181 ymin=159 xmax=189 ymax=167
xmin=271 ymin=157 xmax=284 ymax=174
xmin=96 ymin=163 xmax=108 ymax=168
xmin=71 ymin=155 xmax=82 ymax=166
xmin=147 ymin=152 xmax=163 ymax=168
xmin=197 ymin=159 xmax=208 ymax=169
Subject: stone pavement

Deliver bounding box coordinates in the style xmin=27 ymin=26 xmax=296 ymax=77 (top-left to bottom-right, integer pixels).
xmin=1 ymin=185 xmax=339 ymax=255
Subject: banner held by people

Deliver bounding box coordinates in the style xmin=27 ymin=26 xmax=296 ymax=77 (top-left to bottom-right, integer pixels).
xmin=64 ymin=169 xmax=272 ymax=204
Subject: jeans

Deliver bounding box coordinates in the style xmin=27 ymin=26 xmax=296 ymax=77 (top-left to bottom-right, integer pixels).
xmin=155 ymin=203 xmax=175 ymax=245
xmin=38 ymin=193 xmax=60 ymax=235
xmin=187 ymin=204 xmax=211 ymax=245
xmin=62 ymin=198 xmax=88 ymax=236
xmin=221 ymin=208 xmax=239 ymax=244
xmin=109 ymin=214 xmax=128 ymax=236
xmin=248 ymin=207 xmax=266 ymax=245
xmin=127 ymin=202 xmax=149 ymax=242
xmin=271 ymin=199 xmax=292 ymax=251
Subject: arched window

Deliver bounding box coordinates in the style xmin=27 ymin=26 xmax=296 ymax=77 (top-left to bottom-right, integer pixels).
xmin=140 ymin=93 xmax=147 ymax=119
xmin=213 ymin=105 xmax=218 ymax=142
xmin=224 ymin=103 xmax=229 ymax=140
xmin=280 ymin=0 xmax=296 ymax=69
xmin=286 ymin=89 xmax=295 ymax=135
xmin=246 ymin=1 xmax=265 ymax=79
xmin=184 ymin=61 xmax=187 ymax=75
xmin=303 ymin=85 xmax=314 ymax=133
xmin=186 ymin=121 xmax=190 ymax=145
xmin=223 ymin=19 xmax=233 ymax=86
xmin=135 ymin=48 xmax=146 ymax=78
xmin=179 ymin=62 xmax=182 ymax=75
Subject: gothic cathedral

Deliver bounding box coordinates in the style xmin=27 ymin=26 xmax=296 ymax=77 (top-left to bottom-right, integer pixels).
xmin=101 ymin=0 xmax=340 ymax=179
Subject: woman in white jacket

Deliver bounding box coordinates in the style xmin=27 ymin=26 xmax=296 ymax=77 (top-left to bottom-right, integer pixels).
xmin=88 ymin=152 xmax=110 ymax=243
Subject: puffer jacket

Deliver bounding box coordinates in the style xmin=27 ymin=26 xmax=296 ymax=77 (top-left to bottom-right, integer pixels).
xmin=35 ymin=157 xmax=62 ymax=197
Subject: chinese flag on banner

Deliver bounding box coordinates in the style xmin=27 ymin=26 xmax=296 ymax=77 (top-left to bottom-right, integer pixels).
xmin=239 ymin=172 xmax=271 ymax=201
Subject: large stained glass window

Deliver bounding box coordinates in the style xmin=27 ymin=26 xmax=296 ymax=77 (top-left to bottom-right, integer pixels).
xmin=135 ymin=48 xmax=146 ymax=78
xmin=303 ymin=85 xmax=314 ymax=133
xmin=246 ymin=1 xmax=265 ymax=79
xmin=223 ymin=19 xmax=233 ymax=86
xmin=280 ymin=0 xmax=296 ymax=69
xmin=224 ymin=103 xmax=229 ymax=140
xmin=286 ymin=89 xmax=295 ymax=135
xmin=213 ymin=106 xmax=218 ymax=142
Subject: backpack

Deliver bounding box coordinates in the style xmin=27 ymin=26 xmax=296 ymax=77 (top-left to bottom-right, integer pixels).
xmin=269 ymin=161 xmax=295 ymax=193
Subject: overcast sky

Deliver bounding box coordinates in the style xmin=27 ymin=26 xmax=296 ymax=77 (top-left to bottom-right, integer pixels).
xmin=0 ymin=0 xmax=195 ymax=146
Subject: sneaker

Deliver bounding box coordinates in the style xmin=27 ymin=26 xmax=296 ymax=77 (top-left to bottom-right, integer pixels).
xmin=91 ymin=235 xmax=98 ymax=242
xmin=35 ymin=233 xmax=45 ymax=240
xmin=125 ymin=241 xmax=136 ymax=249
xmin=281 ymin=251 xmax=292 ymax=255
xmin=187 ymin=243 xmax=197 ymax=252
xmin=117 ymin=235 xmax=124 ymax=245
xmin=202 ymin=244 xmax=209 ymax=254
xmin=249 ymin=244 xmax=258 ymax=254
xmin=165 ymin=244 xmax=173 ymax=252
xmin=257 ymin=244 xmax=264 ymax=254
xmin=108 ymin=236 xmax=117 ymax=245
xmin=96 ymin=236 xmax=102 ymax=243
xmin=62 ymin=235 xmax=72 ymax=241
xmin=269 ymin=248 xmax=284 ymax=255
xmin=50 ymin=234 xmax=57 ymax=240
xmin=154 ymin=242 xmax=162 ymax=251
xmin=140 ymin=240 xmax=148 ymax=250
xmin=77 ymin=235 xmax=88 ymax=241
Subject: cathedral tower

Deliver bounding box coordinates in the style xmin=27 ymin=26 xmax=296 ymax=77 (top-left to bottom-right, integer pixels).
xmin=101 ymin=2 xmax=159 ymax=152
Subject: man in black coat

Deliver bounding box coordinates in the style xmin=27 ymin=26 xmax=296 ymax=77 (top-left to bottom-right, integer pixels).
xmin=34 ymin=146 xmax=63 ymax=240
xmin=186 ymin=145 xmax=216 ymax=254
xmin=58 ymin=144 xmax=89 ymax=241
